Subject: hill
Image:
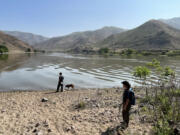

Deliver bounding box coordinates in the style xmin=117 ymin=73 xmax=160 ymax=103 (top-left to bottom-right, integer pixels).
xmin=35 ymin=27 xmax=125 ymax=51
xmin=4 ymin=31 xmax=49 ymax=46
xmin=160 ymin=17 xmax=180 ymax=30
xmin=97 ymin=20 xmax=180 ymax=50
xmin=0 ymin=31 xmax=33 ymax=53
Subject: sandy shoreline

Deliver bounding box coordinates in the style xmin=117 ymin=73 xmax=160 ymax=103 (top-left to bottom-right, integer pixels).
xmin=0 ymin=88 xmax=152 ymax=135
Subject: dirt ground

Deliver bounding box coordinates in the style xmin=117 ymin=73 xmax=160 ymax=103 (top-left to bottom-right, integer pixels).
xmin=0 ymin=88 xmax=153 ymax=135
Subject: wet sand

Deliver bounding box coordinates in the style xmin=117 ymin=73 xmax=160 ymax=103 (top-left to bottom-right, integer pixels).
xmin=0 ymin=88 xmax=152 ymax=135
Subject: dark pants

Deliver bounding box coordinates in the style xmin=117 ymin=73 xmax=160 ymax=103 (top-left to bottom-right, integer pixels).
xmin=56 ymin=83 xmax=63 ymax=92
xmin=122 ymin=104 xmax=131 ymax=126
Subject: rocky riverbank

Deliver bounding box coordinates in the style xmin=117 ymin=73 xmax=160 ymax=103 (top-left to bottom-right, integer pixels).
xmin=0 ymin=88 xmax=153 ymax=135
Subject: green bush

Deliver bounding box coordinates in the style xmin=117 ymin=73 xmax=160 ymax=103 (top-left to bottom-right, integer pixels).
xmin=133 ymin=66 xmax=150 ymax=79
xmin=141 ymin=51 xmax=153 ymax=56
xmin=0 ymin=45 xmax=8 ymax=53
xmin=26 ymin=48 xmax=31 ymax=52
xmin=120 ymin=49 xmax=136 ymax=56
xmin=98 ymin=48 xmax=109 ymax=54
xmin=166 ymin=50 xmax=180 ymax=56
xmin=139 ymin=96 xmax=154 ymax=104
xmin=147 ymin=58 xmax=160 ymax=68
xmin=125 ymin=49 xmax=134 ymax=55
xmin=76 ymin=101 xmax=86 ymax=109
xmin=172 ymin=89 xmax=180 ymax=97
xmin=162 ymin=67 xmax=175 ymax=77
xmin=154 ymin=119 xmax=174 ymax=135
xmin=153 ymin=93 xmax=176 ymax=135
xmin=134 ymin=59 xmax=179 ymax=134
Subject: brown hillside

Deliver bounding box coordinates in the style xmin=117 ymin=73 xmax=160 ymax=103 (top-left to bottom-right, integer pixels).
xmin=0 ymin=31 xmax=33 ymax=53
xmin=97 ymin=20 xmax=180 ymax=50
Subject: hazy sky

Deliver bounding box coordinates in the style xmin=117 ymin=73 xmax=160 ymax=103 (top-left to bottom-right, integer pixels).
xmin=0 ymin=0 xmax=180 ymax=37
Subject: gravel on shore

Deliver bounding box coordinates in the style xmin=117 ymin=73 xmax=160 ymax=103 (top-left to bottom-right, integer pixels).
xmin=0 ymin=88 xmax=152 ymax=135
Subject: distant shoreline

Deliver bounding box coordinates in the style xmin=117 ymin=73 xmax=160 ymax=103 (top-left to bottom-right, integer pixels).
xmin=1 ymin=50 xmax=180 ymax=57
xmin=0 ymin=87 xmax=120 ymax=93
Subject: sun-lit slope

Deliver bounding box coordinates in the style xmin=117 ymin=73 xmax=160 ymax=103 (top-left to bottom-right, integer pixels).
xmin=4 ymin=31 xmax=49 ymax=46
xmin=0 ymin=31 xmax=33 ymax=53
xmin=36 ymin=27 xmax=125 ymax=51
xmin=97 ymin=20 xmax=180 ymax=50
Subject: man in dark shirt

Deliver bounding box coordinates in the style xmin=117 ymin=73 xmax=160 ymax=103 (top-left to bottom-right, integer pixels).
xmin=122 ymin=81 xmax=132 ymax=128
xmin=56 ymin=72 xmax=64 ymax=92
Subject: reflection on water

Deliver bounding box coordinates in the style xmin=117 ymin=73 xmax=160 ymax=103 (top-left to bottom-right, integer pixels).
xmin=0 ymin=53 xmax=180 ymax=91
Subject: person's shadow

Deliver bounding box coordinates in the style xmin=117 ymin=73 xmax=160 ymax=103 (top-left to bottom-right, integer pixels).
xmin=101 ymin=124 xmax=127 ymax=135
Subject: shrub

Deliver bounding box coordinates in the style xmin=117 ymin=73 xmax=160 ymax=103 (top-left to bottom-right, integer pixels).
xmin=162 ymin=67 xmax=175 ymax=77
xmin=26 ymin=48 xmax=31 ymax=52
xmin=147 ymin=58 xmax=160 ymax=68
xmin=141 ymin=51 xmax=153 ymax=56
xmin=154 ymin=119 xmax=174 ymax=135
xmin=172 ymin=89 xmax=180 ymax=97
xmin=98 ymin=48 xmax=109 ymax=54
xmin=0 ymin=45 xmax=8 ymax=53
xmin=125 ymin=49 xmax=134 ymax=55
xmin=139 ymin=96 xmax=154 ymax=104
xmin=76 ymin=101 xmax=86 ymax=109
xmin=133 ymin=66 xmax=150 ymax=79
xmin=133 ymin=59 xmax=179 ymax=135
xmin=166 ymin=50 xmax=180 ymax=56
xmin=120 ymin=49 xmax=136 ymax=56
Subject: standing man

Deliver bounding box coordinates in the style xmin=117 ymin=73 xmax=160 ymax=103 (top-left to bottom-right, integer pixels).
xmin=56 ymin=72 xmax=64 ymax=92
xmin=121 ymin=81 xmax=133 ymax=128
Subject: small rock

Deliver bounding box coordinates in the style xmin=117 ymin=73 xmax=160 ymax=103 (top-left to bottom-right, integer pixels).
xmin=92 ymin=104 xmax=96 ymax=108
xmin=43 ymin=121 xmax=49 ymax=127
xmin=53 ymin=102 xmax=56 ymax=104
xmin=1 ymin=110 xmax=5 ymax=113
xmin=41 ymin=98 xmax=48 ymax=102
xmin=116 ymin=89 xmax=120 ymax=93
xmin=65 ymin=127 xmax=71 ymax=132
xmin=35 ymin=123 xmax=40 ymax=127
xmin=96 ymin=104 xmax=100 ymax=107
xmin=33 ymin=129 xmax=38 ymax=133
xmin=44 ymin=104 xmax=49 ymax=107
xmin=12 ymin=101 xmax=17 ymax=104
xmin=139 ymin=103 xmax=145 ymax=108
xmin=36 ymin=131 xmax=43 ymax=135
xmin=47 ymin=129 xmax=52 ymax=132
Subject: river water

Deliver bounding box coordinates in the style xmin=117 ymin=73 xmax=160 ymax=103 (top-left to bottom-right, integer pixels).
xmin=0 ymin=53 xmax=180 ymax=91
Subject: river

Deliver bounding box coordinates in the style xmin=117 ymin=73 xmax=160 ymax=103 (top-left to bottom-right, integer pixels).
xmin=0 ymin=53 xmax=180 ymax=91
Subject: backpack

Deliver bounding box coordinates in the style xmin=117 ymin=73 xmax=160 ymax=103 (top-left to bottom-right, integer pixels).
xmin=128 ymin=88 xmax=135 ymax=105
